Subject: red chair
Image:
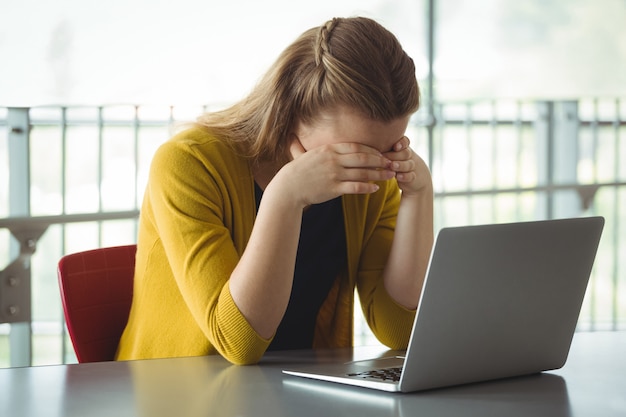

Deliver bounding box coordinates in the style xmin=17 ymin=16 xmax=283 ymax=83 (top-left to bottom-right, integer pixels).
xmin=57 ymin=244 xmax=136 ymax=363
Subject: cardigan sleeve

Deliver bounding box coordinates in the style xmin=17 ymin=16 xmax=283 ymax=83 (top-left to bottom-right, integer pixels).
xmin=147 ymin=136 xmax=271 ymax=364
xmin=355 ymin=181 xmax=417 ymax=349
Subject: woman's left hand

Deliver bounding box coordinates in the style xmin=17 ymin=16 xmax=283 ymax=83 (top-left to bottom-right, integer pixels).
xmin=383 ymin=136 xmax=432 ymax=196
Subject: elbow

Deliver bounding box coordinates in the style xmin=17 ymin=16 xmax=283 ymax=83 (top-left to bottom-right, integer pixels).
xmin=212 ymin=334 xmax=269 ymax=365
xmin=224 ymin=349 xmax=265 ymax=366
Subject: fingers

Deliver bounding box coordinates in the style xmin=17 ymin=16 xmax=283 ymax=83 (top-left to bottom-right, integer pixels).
xmin=386 ymin=137 xmax=432 ymax=193
xmin=383 ymin=136 xmax=428 ymax=187
xmin=334 ymin=165 xmax=396 ymax=183
xmin=331 ymin=142 xmax=385 ymax=157
xmin=291 ymin=140 xmax=392 ymax=170
xmin=384 ymin=136 xmax=411 ymax=160
xmin=392 ymin=135 xmax=410 ymax=152
xmin=332 ymin=180 xmax=381 ymax=196
xmin=292 ymin=140 xmax=386 ymax=158
xmin=384 ymin=136 xmax=414 ymax=176
xmin=323 ymin=145 xmax=395 ymax=183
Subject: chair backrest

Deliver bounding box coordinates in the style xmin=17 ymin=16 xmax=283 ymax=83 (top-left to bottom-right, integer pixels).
xmin=57 ymin=244 xmax=136 ymax=363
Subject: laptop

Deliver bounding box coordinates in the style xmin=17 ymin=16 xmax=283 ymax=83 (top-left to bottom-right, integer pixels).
xmin=283 ymin=216 xmax=605 ymax=392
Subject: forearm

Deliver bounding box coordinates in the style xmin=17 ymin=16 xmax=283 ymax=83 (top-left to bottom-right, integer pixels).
xmin=383 ymin=185 xmax=434 ymax=309
xmin=228 ymin=180 xmax=303 ymax=339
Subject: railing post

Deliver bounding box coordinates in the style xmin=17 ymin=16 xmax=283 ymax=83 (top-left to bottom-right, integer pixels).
xmin=5 ymin=107 xmax=32 ymax=367
xmin=553 ymin=101 xmax=581 ymax=216
xmin=425 ymin=0 xmax=437 ymax=171
xmin=535 ymin=101 xmax=580 ymax=219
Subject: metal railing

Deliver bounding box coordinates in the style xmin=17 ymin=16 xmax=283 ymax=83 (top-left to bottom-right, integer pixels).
xmin=426 ymin=99 xmax=626 ymax=334
xmin=1 ymin=99 xmax=625 ymax=367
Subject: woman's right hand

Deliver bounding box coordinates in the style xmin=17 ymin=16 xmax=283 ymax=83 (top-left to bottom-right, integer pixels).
xmin=270 ymin=139 xmax=395 ymax=209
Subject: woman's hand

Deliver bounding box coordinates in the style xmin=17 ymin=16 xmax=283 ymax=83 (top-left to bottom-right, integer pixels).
xmin=383 ymin=136 xmax=432 ymax=196
xmin=273 ymin=139 xmax=395 ymax=208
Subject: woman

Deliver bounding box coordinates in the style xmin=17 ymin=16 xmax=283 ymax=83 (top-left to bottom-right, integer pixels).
xmin=116 ymin=16 xmax=434 ymax=365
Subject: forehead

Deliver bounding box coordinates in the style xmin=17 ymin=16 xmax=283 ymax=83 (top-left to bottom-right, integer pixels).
xmin=310 ymin=106 xmax=410 ymax=152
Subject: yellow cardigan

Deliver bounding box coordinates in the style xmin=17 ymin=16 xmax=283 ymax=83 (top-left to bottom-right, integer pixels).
xmin=116 ymin=127 xmax=416 ymax=365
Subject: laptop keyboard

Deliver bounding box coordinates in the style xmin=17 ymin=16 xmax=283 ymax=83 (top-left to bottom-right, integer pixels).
xmin=347 ymin=367 xmax=403 ymax=382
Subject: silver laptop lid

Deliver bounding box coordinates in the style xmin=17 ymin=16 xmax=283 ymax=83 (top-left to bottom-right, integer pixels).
xmin=400 ymin=216 xmax=604 ymax=392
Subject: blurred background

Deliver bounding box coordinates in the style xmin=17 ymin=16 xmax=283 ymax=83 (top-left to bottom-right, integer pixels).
xmin=1 ymin=0 xmax=625 ymax=367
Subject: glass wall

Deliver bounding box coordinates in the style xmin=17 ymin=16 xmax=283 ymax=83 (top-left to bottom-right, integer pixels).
xmin=0 ymin=0 xmax=427 ymax=107
xmin=435 ymin=0 xmax=626 ymax=100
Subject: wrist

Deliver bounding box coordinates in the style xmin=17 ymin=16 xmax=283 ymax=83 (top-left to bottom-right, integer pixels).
xmin=400 ymin=181 xmax=433 ymax=201
xmin=264 ymin=170 xmax=309 ymax=212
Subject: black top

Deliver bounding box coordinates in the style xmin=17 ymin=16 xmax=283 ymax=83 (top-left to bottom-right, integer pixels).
xmin=253 ymin=182 xmax=347 ymax=351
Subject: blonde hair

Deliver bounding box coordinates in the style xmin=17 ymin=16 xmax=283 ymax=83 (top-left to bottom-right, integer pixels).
xmin=196 ymin=17 xmax=420 ymax=164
